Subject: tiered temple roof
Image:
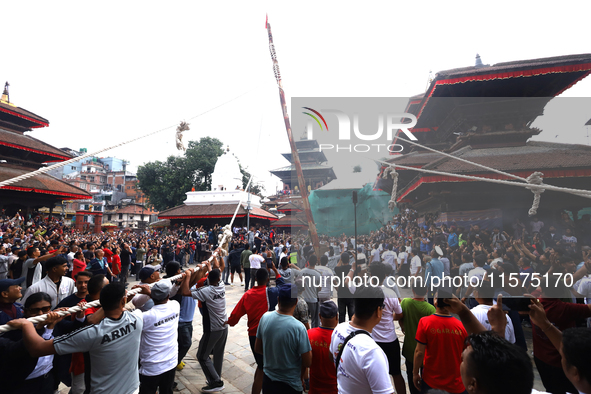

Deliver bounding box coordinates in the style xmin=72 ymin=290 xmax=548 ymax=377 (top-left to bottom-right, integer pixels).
xmin=0 ymin=86 xmax=90 ymax=213
xmin=271 ymin=139 xmax=336 ymax=191
xmin=387 ymin=53 xmax=591 ymax=215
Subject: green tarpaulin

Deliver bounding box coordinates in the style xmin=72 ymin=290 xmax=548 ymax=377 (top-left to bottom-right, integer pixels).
xmin=309 ymin=183 xmax=397 ymax=236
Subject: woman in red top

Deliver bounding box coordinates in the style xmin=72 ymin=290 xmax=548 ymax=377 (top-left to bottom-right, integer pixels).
xmin=71 ymin=251 xmax=87 ymax=279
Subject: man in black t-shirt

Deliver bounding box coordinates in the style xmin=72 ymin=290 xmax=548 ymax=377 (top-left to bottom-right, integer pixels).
xmin=334 ymin=252 xmax=355 ymax=323
xmin=120 ymin=243 xmax=133 ymax=286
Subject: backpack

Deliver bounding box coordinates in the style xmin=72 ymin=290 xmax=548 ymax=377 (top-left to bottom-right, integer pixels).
xmin=335 ymin=330 xmax=371 ymax=372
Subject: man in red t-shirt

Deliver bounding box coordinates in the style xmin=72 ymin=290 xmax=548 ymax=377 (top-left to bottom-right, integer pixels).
xmin=414 ymin=292 xmax=468 ymax=394
xmin=307 ymin=300 xmax=338 ymax=394
xmin=227 ymin=266 xmax=283 ymax=394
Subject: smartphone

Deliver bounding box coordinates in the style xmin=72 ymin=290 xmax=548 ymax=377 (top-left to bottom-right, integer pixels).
xmin=504 ymin=297 xmax=531 ymax=312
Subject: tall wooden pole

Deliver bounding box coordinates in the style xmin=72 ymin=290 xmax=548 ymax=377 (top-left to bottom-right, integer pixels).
xmin=266 ymin=18 xmax=320 ymax=257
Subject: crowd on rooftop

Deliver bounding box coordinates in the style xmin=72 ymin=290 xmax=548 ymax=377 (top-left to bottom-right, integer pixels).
xmin=0 ymin=207 xmax=590 ymax=394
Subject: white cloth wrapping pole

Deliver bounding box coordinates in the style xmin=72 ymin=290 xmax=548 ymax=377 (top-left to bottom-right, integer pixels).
xmin=526 ymin=172 xmax=545 ymax=216
xmin=381 ymin=166 xmax=399 ymax=211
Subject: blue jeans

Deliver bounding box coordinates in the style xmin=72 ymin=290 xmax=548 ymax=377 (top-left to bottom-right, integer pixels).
xmin=178 ymin=321 xmax=193 ymax=364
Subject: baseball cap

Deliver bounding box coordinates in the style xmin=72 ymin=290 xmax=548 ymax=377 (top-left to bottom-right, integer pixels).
xmin=319 ymin=300 xmax=338 ymax=318
xmin=139 ymin=266 xmax=156 ymax=282
xmin=278 ymin=283 xmax=295 ymax=299
xmin=0 ymin=277 xmax=25 ymax=293
xmin=151 ymin=280 xmax=172 ymax=301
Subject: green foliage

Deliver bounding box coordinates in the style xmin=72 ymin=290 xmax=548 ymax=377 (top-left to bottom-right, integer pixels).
xmin=137 ymin=137 xmax=224 ymax=211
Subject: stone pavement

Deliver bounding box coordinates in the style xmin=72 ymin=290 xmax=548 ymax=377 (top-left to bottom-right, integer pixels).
xmin=59 ymin=272 xmax=545 ymax=393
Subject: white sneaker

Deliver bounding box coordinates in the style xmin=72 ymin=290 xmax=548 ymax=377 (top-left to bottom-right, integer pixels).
xmin=241 ymin=281 xmax=245 ymax=286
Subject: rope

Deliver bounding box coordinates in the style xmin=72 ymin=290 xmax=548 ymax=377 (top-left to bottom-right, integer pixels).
xmin=0 ymin=228 xmax=233 ymax=334
xmin=371 ymin=157 xmax=591 ymax=202
xmin=395 ymin=136 xmax=528 ymax=183
xmin=393 ymin=136 xmax=591 ymax=199
xmin=0 ymin=87 xmax=258 ymax=188
xmin=381 ymin=166 xmax=398 ymax=211
xmin=526 ymin=172 xmax=544 ymax=216
xmin=0 ymin=89 xmax=267 ymax=334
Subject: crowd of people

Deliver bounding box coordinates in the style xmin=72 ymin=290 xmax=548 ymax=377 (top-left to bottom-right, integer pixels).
xmin=0 ymin=209 xmax=590 ymax=394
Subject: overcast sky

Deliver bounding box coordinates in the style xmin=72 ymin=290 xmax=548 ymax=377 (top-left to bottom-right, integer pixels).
xmin=3 ymin=1 xmax=591 ymax=194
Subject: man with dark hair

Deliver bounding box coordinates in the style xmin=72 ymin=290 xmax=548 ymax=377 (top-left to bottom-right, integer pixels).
xmin=20 ymin=246 xmax=62 ymax=293
xmin=133 ymin=266 xmax=161 ymax=312
xmin=181 ymin=268 xmax=227 ymax=393
xmin=0 ymin=277 xmax=25 ymax=325
xmin=329 ymin=286 xmax=394 ymax=394
xmin=368 ymin=262 xmax=406 ymax=394
xmin=22 ymin=256 xmax=75 ymax=309
xmin=307 ymin=300 xmax=338 ymax=394
xmin=460 ymin=332 xmax=534 ymax=394
xmin=8 ymin=282 xmax=145 ymax=394
xmin=138 ymin=280 xmax=180 ymax=394
xmin=316 ymin=255 xmax=334 ymax=302
xmin=164 ymin=262 xmax=195 ymax=372
xmin=255 ymin=283 xmax=312 ymax=394
xmin=229 ymin=243 xmax=244 ymax=287
xmin=57 ymin=271 xmax=93 ymax=308
xmin=561 ymin=328 xmax=591 ymax=394
xmin=527 ymin=295 xmax=591 ymax=394
xmin=530 ymin=279 xmax=591 ymax=394
xmin=227 ymin=265 xmax=284 ymax=394
xmin=413 ymin=290 xmax=468 ymax=394
xmin=301 ymin=254 xmax=321 ymax=328
xmin=241 ymin=243 xmax=252 ymax=291
xmin=400 ymin=282 xmax=435 ymax=394
xmin=334 ymin=252 xmax=354 ymax=323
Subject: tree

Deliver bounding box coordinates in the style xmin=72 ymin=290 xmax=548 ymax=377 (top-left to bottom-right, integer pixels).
xmin=239 ymin=163 xmax=264 ymax=197
xmin=353 ymin=164 xmax=362 ymax=173
xmin=137 ymin=137 xmax=224 ymax=211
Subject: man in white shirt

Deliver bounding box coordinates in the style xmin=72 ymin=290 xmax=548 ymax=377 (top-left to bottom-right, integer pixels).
xmin=20 ymin=246 xmax=62 ymax=293
xmin=369 ymin=262 xmax=406 ymax=394
xmin=139 ymin=279 xmax=181 ymax=394
xmin=249 ymin=249 xmax=265 ymax=289
xmin=381 ymin=244 xmax=398 ymax=274
xmin=329 ymin=286 xmax=394 ymax=394
xmin=316 ymin=255 xmax=334 ymax=302
xmin=21 ymin=256 xmax=75 ymax=309
xmin=470 ymin=282 xmax=515 ymax=343
xmin=409 ymin=250 xmax=422 ymax=278
xmin=371 ymin=244 xmax=381 ymax=263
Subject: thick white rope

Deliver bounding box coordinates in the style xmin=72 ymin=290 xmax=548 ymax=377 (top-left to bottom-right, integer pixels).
xmin=393 ymin=136 xmax=591 ymax=199
xmin=0 ymin=93 xmax=265 ymax=334
xmin=372 ymin=157 xmax=591 ymax=201
xmin=0 ymin=88 xmax=258 ymax=188
xmin=395 ymin=136 xmax=528 ymax=183
xmin=0 ymin=228 xmax=232 ymax=334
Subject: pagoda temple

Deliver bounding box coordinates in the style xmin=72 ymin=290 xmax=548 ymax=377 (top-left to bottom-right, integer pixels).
xmin=0 ymin=83 xmax=90 ymax=216
xmin=386 ymin=54 xmax=591 ymax=228
xmin=271 ymin=139 xmax=336 ymax=192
